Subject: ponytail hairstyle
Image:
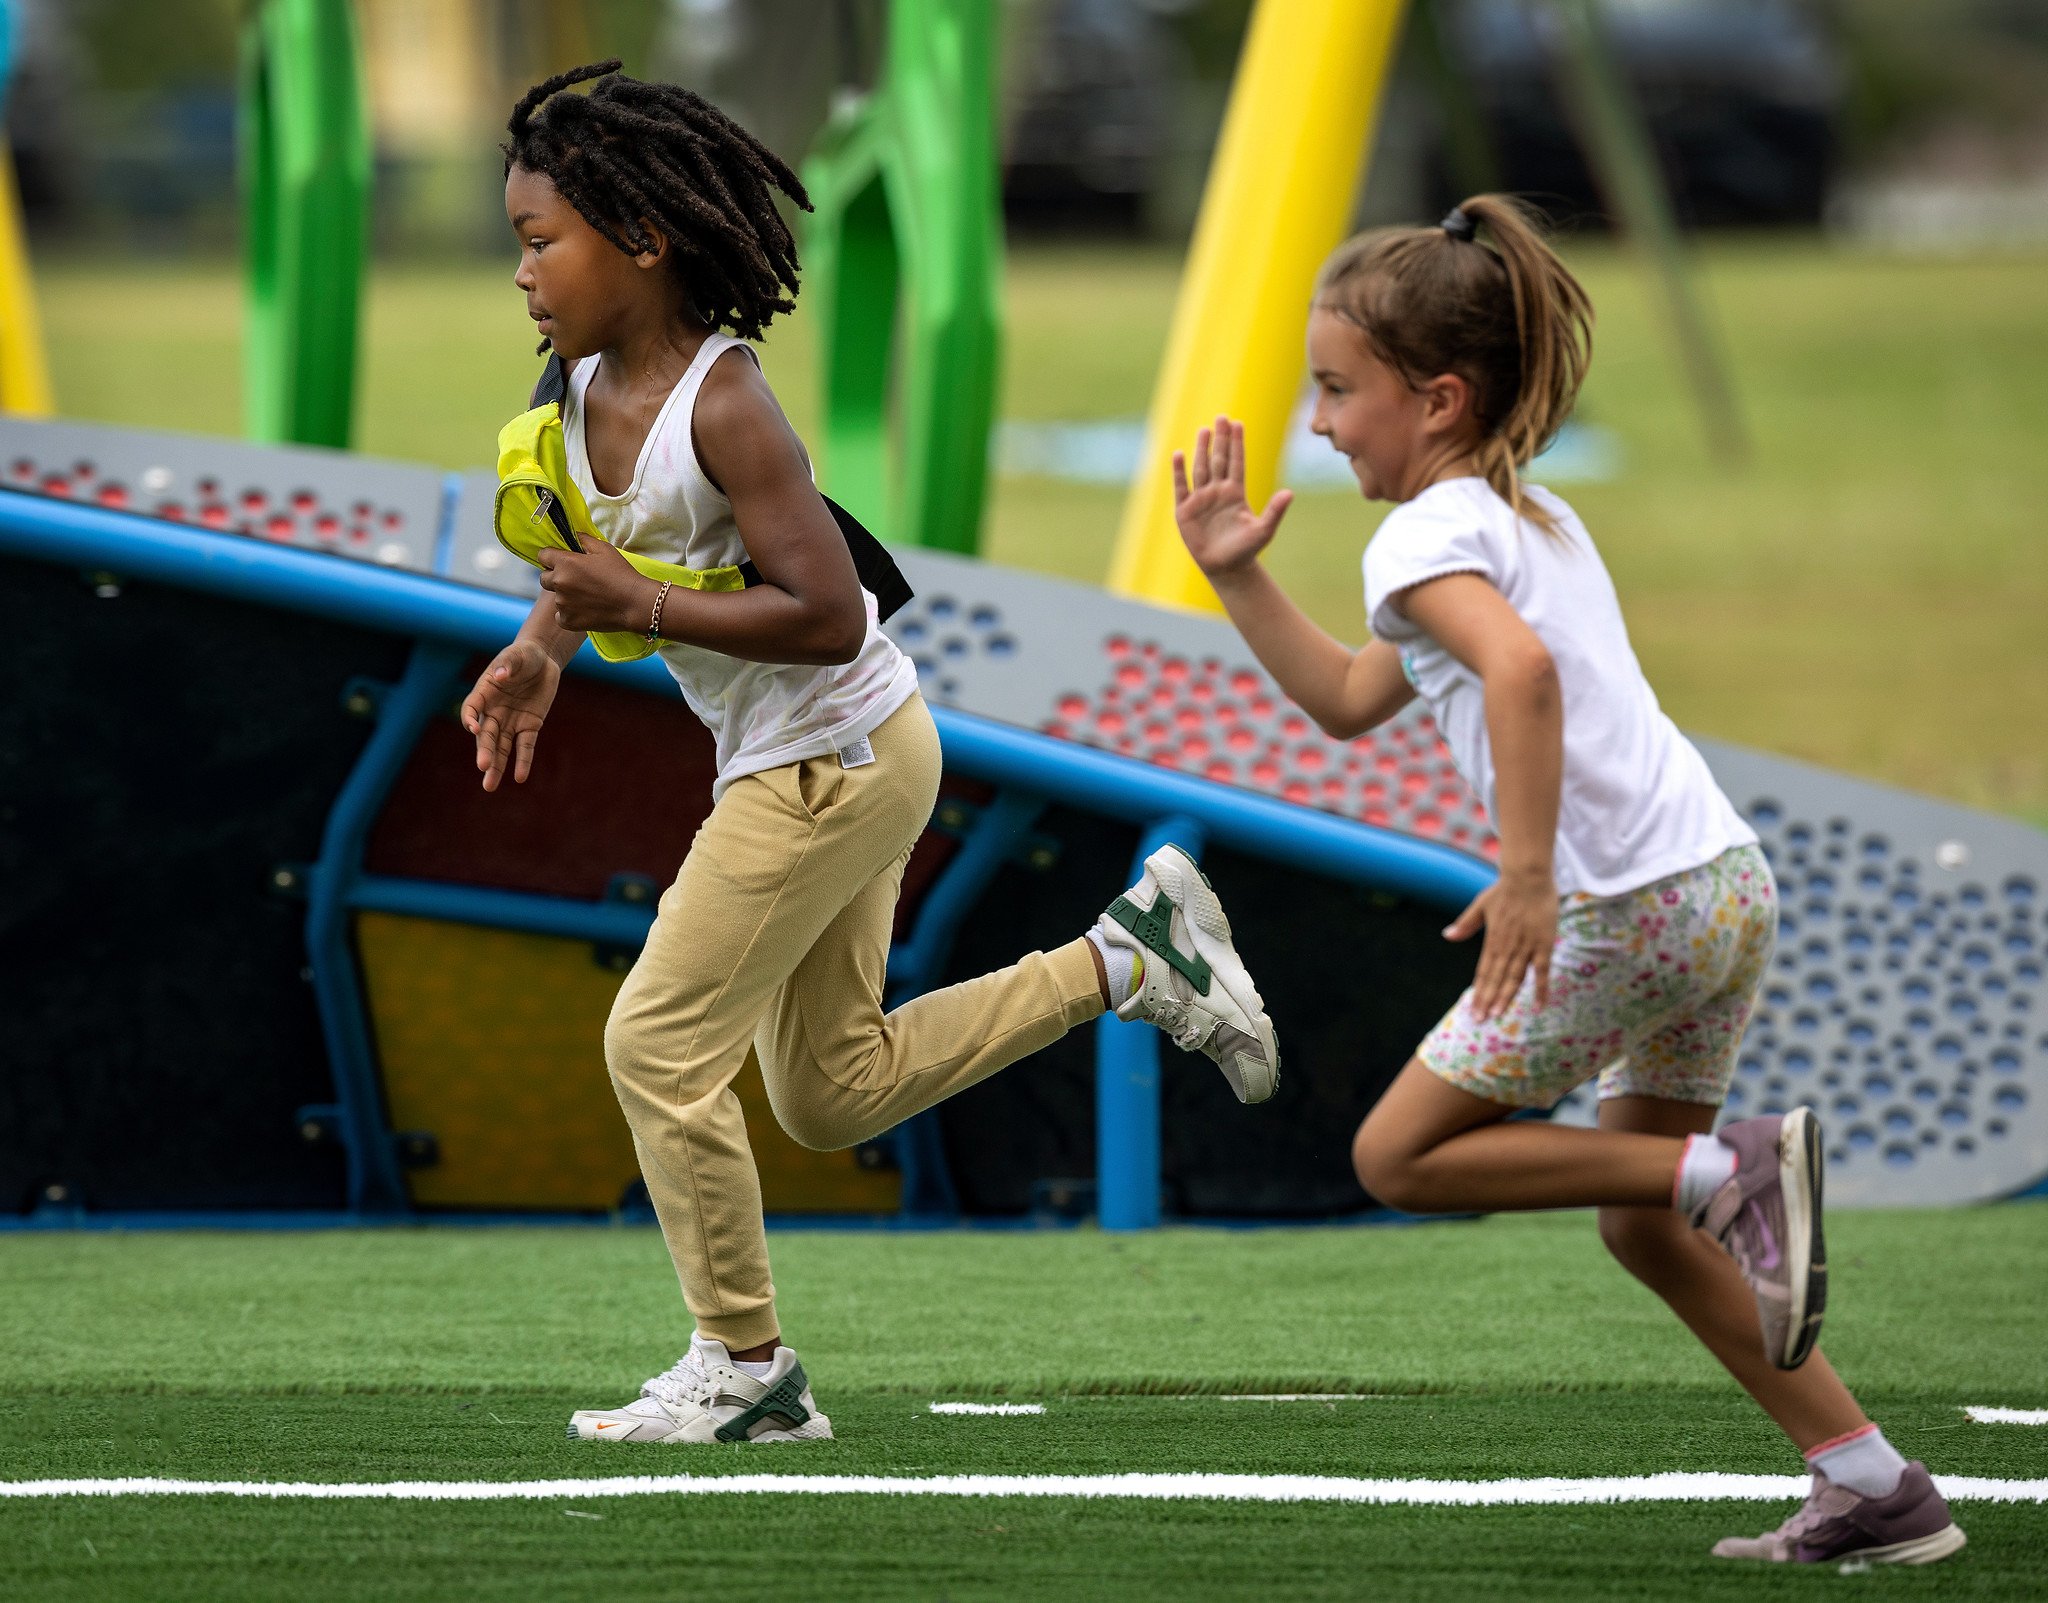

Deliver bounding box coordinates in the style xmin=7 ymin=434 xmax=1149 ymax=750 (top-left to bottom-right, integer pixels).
xmin=504 ymin=61 xmax=811 ymax=344
xmin=1315 ymin=194 xmax=1593 ymax=537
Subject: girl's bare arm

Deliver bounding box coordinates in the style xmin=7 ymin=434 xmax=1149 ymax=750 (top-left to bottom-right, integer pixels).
xmin=1208 ymin=564 xmax=1414 ymax=737
xmin=1173 ymin=417 xmax=1415 ymax=737
xmin=536 ymin=351 xmax=867 ymax=666
xmin=1398 ymin=572 xmax=1562 ymax=1018
xmin=460 ymin=596 xmax=586 ymax=791
xmin=514 ymin=589 xmax=589 ymax=666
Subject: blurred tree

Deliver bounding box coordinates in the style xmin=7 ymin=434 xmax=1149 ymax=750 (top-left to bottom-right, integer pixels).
xmin=71 ymin=0 xmax=240 ymax=94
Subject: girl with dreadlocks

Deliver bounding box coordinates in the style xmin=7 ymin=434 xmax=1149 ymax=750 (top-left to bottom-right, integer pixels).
xmin=463 ymin=63 xmax=1279 ymax=1446
xmin=1169 ymin=197 xmax=1962 ymax=1567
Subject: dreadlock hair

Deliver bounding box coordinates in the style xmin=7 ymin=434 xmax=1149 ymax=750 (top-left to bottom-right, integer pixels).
xmin=1315 ymin=194 xmax=1593 ymax=539
xmin=504 ymin=61 xmax=812 ymax=344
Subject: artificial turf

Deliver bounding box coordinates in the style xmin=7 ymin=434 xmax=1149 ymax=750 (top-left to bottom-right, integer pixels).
xmin=3 ymin=1207 xmax=2044 ymax=1600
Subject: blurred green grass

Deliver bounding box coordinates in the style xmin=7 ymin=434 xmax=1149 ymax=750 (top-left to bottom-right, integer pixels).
xmin=35 ymin=239 xmax=2048 ymax=823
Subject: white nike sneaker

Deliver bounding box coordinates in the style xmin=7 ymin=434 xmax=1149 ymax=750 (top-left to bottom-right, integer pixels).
xmin=1094 ymin=842 xmax=1280 ymax=1104
xmin=567 ymin=1334 xmax=834 ymax=1444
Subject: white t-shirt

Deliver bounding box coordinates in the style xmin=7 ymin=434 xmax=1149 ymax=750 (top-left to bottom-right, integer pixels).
xmin=1362 ymin=477 xmax=1754 ymax=899
xmin=563 ymin=335 xmax=918 ymax=800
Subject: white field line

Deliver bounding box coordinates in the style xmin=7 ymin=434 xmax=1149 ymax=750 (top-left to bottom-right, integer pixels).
xmin=1066 ymin=1394 xmax=1401 ymax=1403
xmin=1211 ymin=1394 xmax=1399 ymax=1402
xmin=928 ymin=1403 xmax=1045 ymax=1416
xmin=4 ymin=1473 xmax=2045 ymax=1506
xmin=1964 ymin=1406 xmax=2048 ymax=1425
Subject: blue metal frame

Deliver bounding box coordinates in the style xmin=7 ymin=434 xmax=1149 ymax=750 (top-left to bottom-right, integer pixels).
xmin=0 ymin=492 xmax=1499 ymax=1227
xmin=335 ymin=792 xmax=1057 ymax=1218
xmin=881 ymin=789 xmax=1050 ymax=1216
xmin=349 ymin=874 xmax=655 ymax=947
xmin=0 ymin=1204 xmax=1450 ymax=1234
xmin=885 ymin=791 xmax=1049 ymax=996
xmin=0 ymin=493 xmax=1497 ymax=911
xmin=300 ymin=641 xmax=468 ymax=1212
xmin=931 ymin=716 xmax=1490 ymax=911
xmin=1097 ymin=816 xmax=1207 ymax=1230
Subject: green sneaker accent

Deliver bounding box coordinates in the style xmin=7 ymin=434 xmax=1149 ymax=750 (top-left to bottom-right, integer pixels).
xmin=713 ymin=1363 xmax=813 ymax=1443
xmin=1106 ymin=893 xmax=1212 ymax=994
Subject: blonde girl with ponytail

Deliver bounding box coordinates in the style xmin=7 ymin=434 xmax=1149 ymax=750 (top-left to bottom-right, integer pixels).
xmin=1171 ymin=196 xmax=1965 ymax=1569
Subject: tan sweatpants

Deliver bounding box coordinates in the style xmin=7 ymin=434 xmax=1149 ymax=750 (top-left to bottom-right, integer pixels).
xmin=604 ymin=694 xmax=1104 ymax=1349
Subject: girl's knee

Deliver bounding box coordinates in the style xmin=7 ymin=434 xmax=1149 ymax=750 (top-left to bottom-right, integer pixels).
xmin=602 ymin=1006 xmax=654 ymax=1085
xmin=772 ymin=1094 xmax=869 ymax=1153
xmin=602 ymin=1004 xmax=708 ymax=1101
xmin=1351 ymin=1118 xmax=1427 ymax=1212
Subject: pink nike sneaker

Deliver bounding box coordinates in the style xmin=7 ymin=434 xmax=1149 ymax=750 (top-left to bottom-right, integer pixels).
xmin=1714 ymin=1463 xmax=1966 ymax=1567
xmin=1690 ymin=1109 xmax=1826 ymax=1369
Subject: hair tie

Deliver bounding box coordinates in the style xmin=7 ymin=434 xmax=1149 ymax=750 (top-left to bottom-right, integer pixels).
xmin=1439 ymin=207 xmax=1476 ymax=242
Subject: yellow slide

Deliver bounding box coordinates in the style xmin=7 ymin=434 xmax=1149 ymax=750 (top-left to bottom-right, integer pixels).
xmin=0 ymin=139 xmax=52 ymax=416
xmin=1109 ymin=0 xmax=1408 ymax=612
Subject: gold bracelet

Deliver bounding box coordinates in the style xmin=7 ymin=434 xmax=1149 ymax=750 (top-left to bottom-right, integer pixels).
xmin=647 ymin=579 xmax=674 ymax=643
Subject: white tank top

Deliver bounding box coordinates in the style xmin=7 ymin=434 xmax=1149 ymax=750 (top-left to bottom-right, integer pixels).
xmin=562 ymin=335 xmax=918 ymax=799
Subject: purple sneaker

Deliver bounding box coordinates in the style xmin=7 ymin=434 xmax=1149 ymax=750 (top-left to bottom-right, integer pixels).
xmin=1691 ymin=1109 xmax=1825 ymax=1369
xmin=1713 ymin=1463 xmax=1966 ymax=1567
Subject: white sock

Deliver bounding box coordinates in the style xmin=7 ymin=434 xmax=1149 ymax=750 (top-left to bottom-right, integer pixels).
xmin=1806 ymin=1424 xmax=1907 ymax=1497
xmin=1673 ymin=1132 xmax=1739 ymax=1218
xmin=695 ymin=1333 xmax=777 ymax=1380
xmin=1087 ymin=927 xmax=1137 ymax=1010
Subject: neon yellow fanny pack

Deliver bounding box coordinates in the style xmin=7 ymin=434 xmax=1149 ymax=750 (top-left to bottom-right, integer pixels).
xmin=493 ymin=402 xmax=755 ymax=663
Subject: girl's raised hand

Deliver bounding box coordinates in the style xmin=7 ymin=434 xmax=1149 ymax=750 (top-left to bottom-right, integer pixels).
xmin=1171 ymin=416 xmax=1294 ymax=579
xmin=1443 ymin=869 xmax=1559 ymax=1022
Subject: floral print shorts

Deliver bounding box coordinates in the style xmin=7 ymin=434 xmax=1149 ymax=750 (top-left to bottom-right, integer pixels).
xmin=1419 ymin=844 xmax=1777 ymax=1110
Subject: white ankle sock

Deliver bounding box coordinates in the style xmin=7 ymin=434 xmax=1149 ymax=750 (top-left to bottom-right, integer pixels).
xmin=1087 ymin=928 xmax=1137 ymax=1010
xmin=694 ymin=1333 xmax=776 ymax=1380
xmin=1806 ymin=1424 xmax=1907 ymax=1497
xmin=1673 ymin=1132 xmax=1739 ymax=1218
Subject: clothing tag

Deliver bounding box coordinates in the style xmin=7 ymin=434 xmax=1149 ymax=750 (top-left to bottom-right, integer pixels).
xmin=838 ymin=736 xmax=876 ymax=769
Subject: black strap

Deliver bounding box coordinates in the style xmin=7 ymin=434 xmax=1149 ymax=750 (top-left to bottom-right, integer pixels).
xmin=529 ymin=353 xmax=913 ymax=622
xmin=530 ymin=351 xmax=569 ymax=409
xmin=824 ymin=495 xmax=914 ymax=623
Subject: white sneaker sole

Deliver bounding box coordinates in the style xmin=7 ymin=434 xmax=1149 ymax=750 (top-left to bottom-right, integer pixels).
xmin=567 ymin=1411 xmax=834 ymax=1444
xmin=1839 ymin=1523 xmax=1967 ymax=1568
xmin=1141 ymin=844 xmax=1279 ymax=1104
xmin=1776 ymin=1108 xmax=1826 ymax=1370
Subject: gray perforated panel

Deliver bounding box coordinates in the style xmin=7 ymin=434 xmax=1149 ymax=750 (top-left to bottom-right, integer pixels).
xmin=445 ymin=469 xmax=542 ymax=599
xmin=886 ymin=549 xmax=1497 ymax=858
xmin=1552 ymin=743 xmax=2048 ymax=1206
xmin=0 ymin=417 xmax=450 ymax=577
xmin=887 ymin=549 xmax=2048 ymax=1206
xmin=5 ymin=421 xmax=2040 ymax=1207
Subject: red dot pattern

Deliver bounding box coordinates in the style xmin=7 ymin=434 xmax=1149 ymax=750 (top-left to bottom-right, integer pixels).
xmin=5 ymin=453 xmax=412 ymax=557
xmin=1040 ymin=634 xmax=1498 ymax=859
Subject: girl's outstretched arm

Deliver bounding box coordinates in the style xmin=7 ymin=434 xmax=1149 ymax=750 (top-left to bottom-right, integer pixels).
xmin=1173 ymin=417 xmax=1414 ymax=738
xmin=460 ymin=594 xmax=586 ymax=791
xmin=1398 ymin=573 xmax=1562 ymax=1018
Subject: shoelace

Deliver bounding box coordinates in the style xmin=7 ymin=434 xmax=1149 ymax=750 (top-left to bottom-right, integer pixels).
xmin=640 ymin=1348 xmax=716 ymax=1409
xmin=1147 ymin=996 xmax=1211 ymax=1051
xmin=1766 ymin=1478 xmax=1834 ymax=1550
